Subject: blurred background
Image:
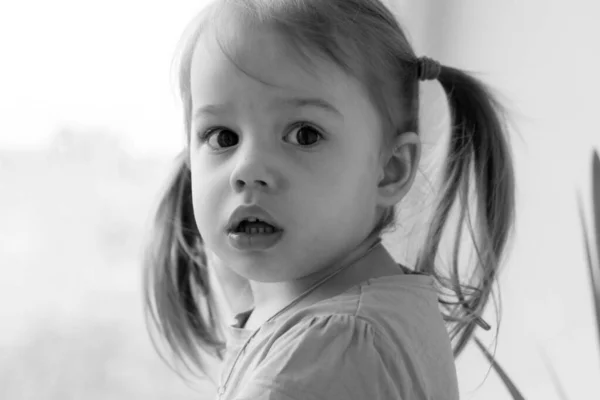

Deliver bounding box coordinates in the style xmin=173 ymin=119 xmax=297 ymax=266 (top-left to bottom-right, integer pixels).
xmin=1 ymin=0 xmax=599 ymax=399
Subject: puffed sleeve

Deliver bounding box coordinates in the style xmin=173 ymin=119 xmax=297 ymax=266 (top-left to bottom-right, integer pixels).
xmin=233 ymin=314 xmax=405 ymax=400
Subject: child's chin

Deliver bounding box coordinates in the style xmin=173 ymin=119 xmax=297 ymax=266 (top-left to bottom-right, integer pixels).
xmin=231 ymin=259 xmax=293 ymax=283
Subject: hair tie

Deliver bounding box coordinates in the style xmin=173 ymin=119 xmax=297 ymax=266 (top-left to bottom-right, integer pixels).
xmin=417 ymin=56 xmax=442 ymax=81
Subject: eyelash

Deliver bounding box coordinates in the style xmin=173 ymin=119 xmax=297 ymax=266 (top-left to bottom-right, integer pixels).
xmin=197 ymin=122 xmax=325 ymax=148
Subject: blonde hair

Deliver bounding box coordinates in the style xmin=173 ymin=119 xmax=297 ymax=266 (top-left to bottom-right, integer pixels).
xmin=143 ymin=0 xmax=516 ymax=383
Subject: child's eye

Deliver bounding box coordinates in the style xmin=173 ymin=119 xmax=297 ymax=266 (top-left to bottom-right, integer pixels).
xmin=199 ymin=127 xmax=239 ymax=150
xmin=285 ymin=123 xmax=324 ymax=147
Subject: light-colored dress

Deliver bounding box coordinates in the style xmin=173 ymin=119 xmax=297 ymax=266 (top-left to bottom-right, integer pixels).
xmin=217 ymin=267 xmax=459 ymax=400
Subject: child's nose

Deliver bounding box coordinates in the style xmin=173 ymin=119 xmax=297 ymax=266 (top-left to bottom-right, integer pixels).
xmin=229 ymin=150 xmax=279 ymax=193
xmin=233 ymin=176 xmax=269 ymax=191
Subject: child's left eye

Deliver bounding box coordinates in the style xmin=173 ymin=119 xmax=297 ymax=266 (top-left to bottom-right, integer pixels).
xmin=285 ymin=123 xmax=324 ymax=147
xmin=199 ymin=127 xmax=239 ymax=150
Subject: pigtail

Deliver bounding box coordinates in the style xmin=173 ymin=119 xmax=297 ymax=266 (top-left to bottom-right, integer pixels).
xmin=142 ymin=150 xmax=226 ymax=383
xmin=417 ymin=66 xmax=516 ymax=358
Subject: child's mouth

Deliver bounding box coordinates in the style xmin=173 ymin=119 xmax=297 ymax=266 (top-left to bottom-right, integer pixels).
xmin=234 ymin=220 xmax=279 ymax=234
xmin=228 ymin=220 xmax=284 ymax=250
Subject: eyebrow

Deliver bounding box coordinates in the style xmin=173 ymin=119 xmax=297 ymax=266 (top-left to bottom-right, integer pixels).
xmin=193 ymin=97 xmax=343 ymax=120
xmin=280 ymin=97 xmax=342 ymax=118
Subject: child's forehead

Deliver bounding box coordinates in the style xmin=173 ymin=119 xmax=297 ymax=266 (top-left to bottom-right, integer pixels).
xmin=189 ymin=23 xmax=360 ymax=107
xmin=196 ymin=22 xmax=336 ymax=76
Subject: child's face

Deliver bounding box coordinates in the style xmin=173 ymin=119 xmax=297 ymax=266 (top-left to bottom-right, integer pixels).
xmin=189 ymin=25 xmax=385 ymax=283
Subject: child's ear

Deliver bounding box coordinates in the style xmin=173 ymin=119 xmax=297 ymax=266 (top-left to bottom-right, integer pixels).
xmin=377 ymin=132 xmax=421 ymax=207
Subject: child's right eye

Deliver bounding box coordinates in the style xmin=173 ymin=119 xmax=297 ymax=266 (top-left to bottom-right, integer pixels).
xmin=199 ymin=128 xmax=239 ymax=150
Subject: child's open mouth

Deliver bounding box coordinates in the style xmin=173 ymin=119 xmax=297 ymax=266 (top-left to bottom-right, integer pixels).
xmin=235 ymin=220 xmax=279 ymax=235
xmin=227 ymin=219 xmax=284 ymax=250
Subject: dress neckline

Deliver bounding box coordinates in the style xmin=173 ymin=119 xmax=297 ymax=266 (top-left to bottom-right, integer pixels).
xmin=228 ymin=263 xmax=431 ymax=330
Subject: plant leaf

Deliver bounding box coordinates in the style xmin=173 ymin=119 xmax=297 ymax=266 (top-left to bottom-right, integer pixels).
xmin=577 ymin=195 xmax=600 ymax=333
xmin=592 ymin=149 xmax=600 ymax=281
xmin=472 ymin=336 xmax=526 ymax=399
xmin=537 ymin=344 xmax=569 ymax=400
xmin=576 ymin=150 xmax=600 ymax=353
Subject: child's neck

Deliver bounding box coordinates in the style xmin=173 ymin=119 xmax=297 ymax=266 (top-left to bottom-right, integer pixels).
xmin=243 ymin=240 xmax=403 ymax=330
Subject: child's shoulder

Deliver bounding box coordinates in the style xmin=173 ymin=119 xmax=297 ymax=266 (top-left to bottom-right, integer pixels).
xmin=241 ymin=271 xmax=457 ymax=400
xmin=271 ymin=269 xmax=440 ymax=344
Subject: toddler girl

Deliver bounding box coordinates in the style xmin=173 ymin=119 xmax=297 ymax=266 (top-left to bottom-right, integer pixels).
xmin=143 ymin=0 xmax=515 ymax=398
